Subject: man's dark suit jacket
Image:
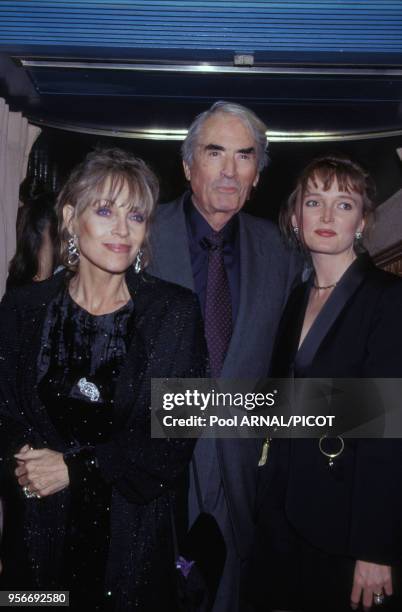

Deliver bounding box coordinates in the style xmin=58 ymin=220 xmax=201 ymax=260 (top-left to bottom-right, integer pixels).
xmin=258 ymin=254 xmax=402 ymax=565
xmin=148 ymin=194 xmax=301 ymax=560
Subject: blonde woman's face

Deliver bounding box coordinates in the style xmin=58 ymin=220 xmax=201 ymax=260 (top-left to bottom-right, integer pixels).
xmin=63 ymin=180 xmax=146 ymax=276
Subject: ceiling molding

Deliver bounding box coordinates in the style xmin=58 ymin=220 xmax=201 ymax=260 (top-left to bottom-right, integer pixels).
xmin=18 ymin=58 xmax=402 ymax=77
xmin=28 ymin=117 xmax=402 ymax=142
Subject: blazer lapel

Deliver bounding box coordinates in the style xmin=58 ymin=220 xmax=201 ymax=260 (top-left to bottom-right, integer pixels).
xmin=221 ymin=215 xmax=273 ymax=377
xmin=112 ymin=270 xmax=153 ymax=427
xmin=270 ymin=282 xmax=309 ymax=377
xmin=150 ymin=195 xmax=194 ymax=291
xmin=112 ymin=321 xmax=148 ymax=428
xmin=295 ymin=255 xmax=370 ymax=374
xmin=17 ymin=272 xmax=68 ymax=449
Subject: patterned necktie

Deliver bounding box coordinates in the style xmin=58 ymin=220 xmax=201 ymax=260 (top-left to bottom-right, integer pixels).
xmin=204 ymin=230 xmax=232 ymax=377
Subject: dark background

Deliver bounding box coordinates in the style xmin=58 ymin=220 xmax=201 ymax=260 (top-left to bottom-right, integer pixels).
xmin=28 ymin=127 xmax=402 ymax=220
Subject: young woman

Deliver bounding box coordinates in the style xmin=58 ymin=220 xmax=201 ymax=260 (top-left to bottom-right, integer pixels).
xmin=248 ymin=155 xmax=402 ymax=612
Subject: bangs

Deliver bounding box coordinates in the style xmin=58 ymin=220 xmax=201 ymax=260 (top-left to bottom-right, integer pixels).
xmin=280 ymin=154 xmax=376 ymax=252
xmin=57 ymin=147 xmax=159 ymax=271
xmin=305 ymin=164 xmax=365 ymax=196
xmin=80 ymin=171 xmax=150 ymax=216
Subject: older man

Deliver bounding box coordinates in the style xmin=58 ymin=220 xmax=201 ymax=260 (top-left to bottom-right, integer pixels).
xmin=149 ymin=101 xmax=300 ymax=612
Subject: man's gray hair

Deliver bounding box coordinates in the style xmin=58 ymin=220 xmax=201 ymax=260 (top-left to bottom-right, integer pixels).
xmin=181 ymin=100 xmax=269 ymax=172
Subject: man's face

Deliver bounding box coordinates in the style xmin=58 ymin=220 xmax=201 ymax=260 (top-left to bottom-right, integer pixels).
xmin=183 ymin=112 xmax=260 ymax=229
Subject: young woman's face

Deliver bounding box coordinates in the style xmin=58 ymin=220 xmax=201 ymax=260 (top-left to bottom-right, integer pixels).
xmin=292 ymin=177 xmax=365 ymax=257
xmin=64 ymin=180 xmax=146 ymax=276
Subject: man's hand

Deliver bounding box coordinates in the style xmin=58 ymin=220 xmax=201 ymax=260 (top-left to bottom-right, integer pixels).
xmin=351 ymin=559 xmax=392 ymax=611
xmin=14 ymin=445 xmax=69 ymax=497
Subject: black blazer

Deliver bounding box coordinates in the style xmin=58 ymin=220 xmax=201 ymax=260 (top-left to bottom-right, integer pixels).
xmin=259 ymin=255 xmax=402 ymax=565
xmin=0 ymin=269 xmax=207 ymax=609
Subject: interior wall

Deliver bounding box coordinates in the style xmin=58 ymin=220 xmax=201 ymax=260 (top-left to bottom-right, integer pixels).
xmin=366 ymin=189 xmax=402 ymax=256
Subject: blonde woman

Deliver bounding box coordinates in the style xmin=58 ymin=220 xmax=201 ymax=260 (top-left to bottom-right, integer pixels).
xmin=0 ymin=148 xmax=207 ymax=611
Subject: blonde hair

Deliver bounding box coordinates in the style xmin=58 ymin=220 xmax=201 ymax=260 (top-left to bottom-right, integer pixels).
xmin=56 ymin=148 xmax=159 ymax=270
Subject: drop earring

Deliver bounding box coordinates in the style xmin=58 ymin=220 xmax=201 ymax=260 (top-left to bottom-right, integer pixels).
xmin=355 ymin=231 xmax=362 ymax=240
xmin=67 ymin=234 xmax=80 ymax=265
xmin=134 ymin=249 xmax=143 ymax=274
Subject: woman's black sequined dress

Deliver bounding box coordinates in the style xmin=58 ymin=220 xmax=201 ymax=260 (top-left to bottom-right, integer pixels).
xmin=37 ymin=289 xmax=134 ymax=609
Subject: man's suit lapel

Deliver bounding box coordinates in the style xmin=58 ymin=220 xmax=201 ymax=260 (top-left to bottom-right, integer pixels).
xmin=150 ymin=195 xmax=194 ymax=291
xmin=221 ymin=214 xmax=273 ymax=377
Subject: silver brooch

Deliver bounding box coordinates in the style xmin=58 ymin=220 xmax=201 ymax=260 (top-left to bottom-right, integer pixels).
xmin=77 ymin=377 xmax=100 ymax=402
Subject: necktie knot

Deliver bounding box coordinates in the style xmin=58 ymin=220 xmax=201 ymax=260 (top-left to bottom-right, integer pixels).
xmin=204 ymin=231 xmax=225 ymax=250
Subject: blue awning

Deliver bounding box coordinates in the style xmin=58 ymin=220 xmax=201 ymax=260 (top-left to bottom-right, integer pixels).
xmin=0 ymin=1 xmax=401 ymax=55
